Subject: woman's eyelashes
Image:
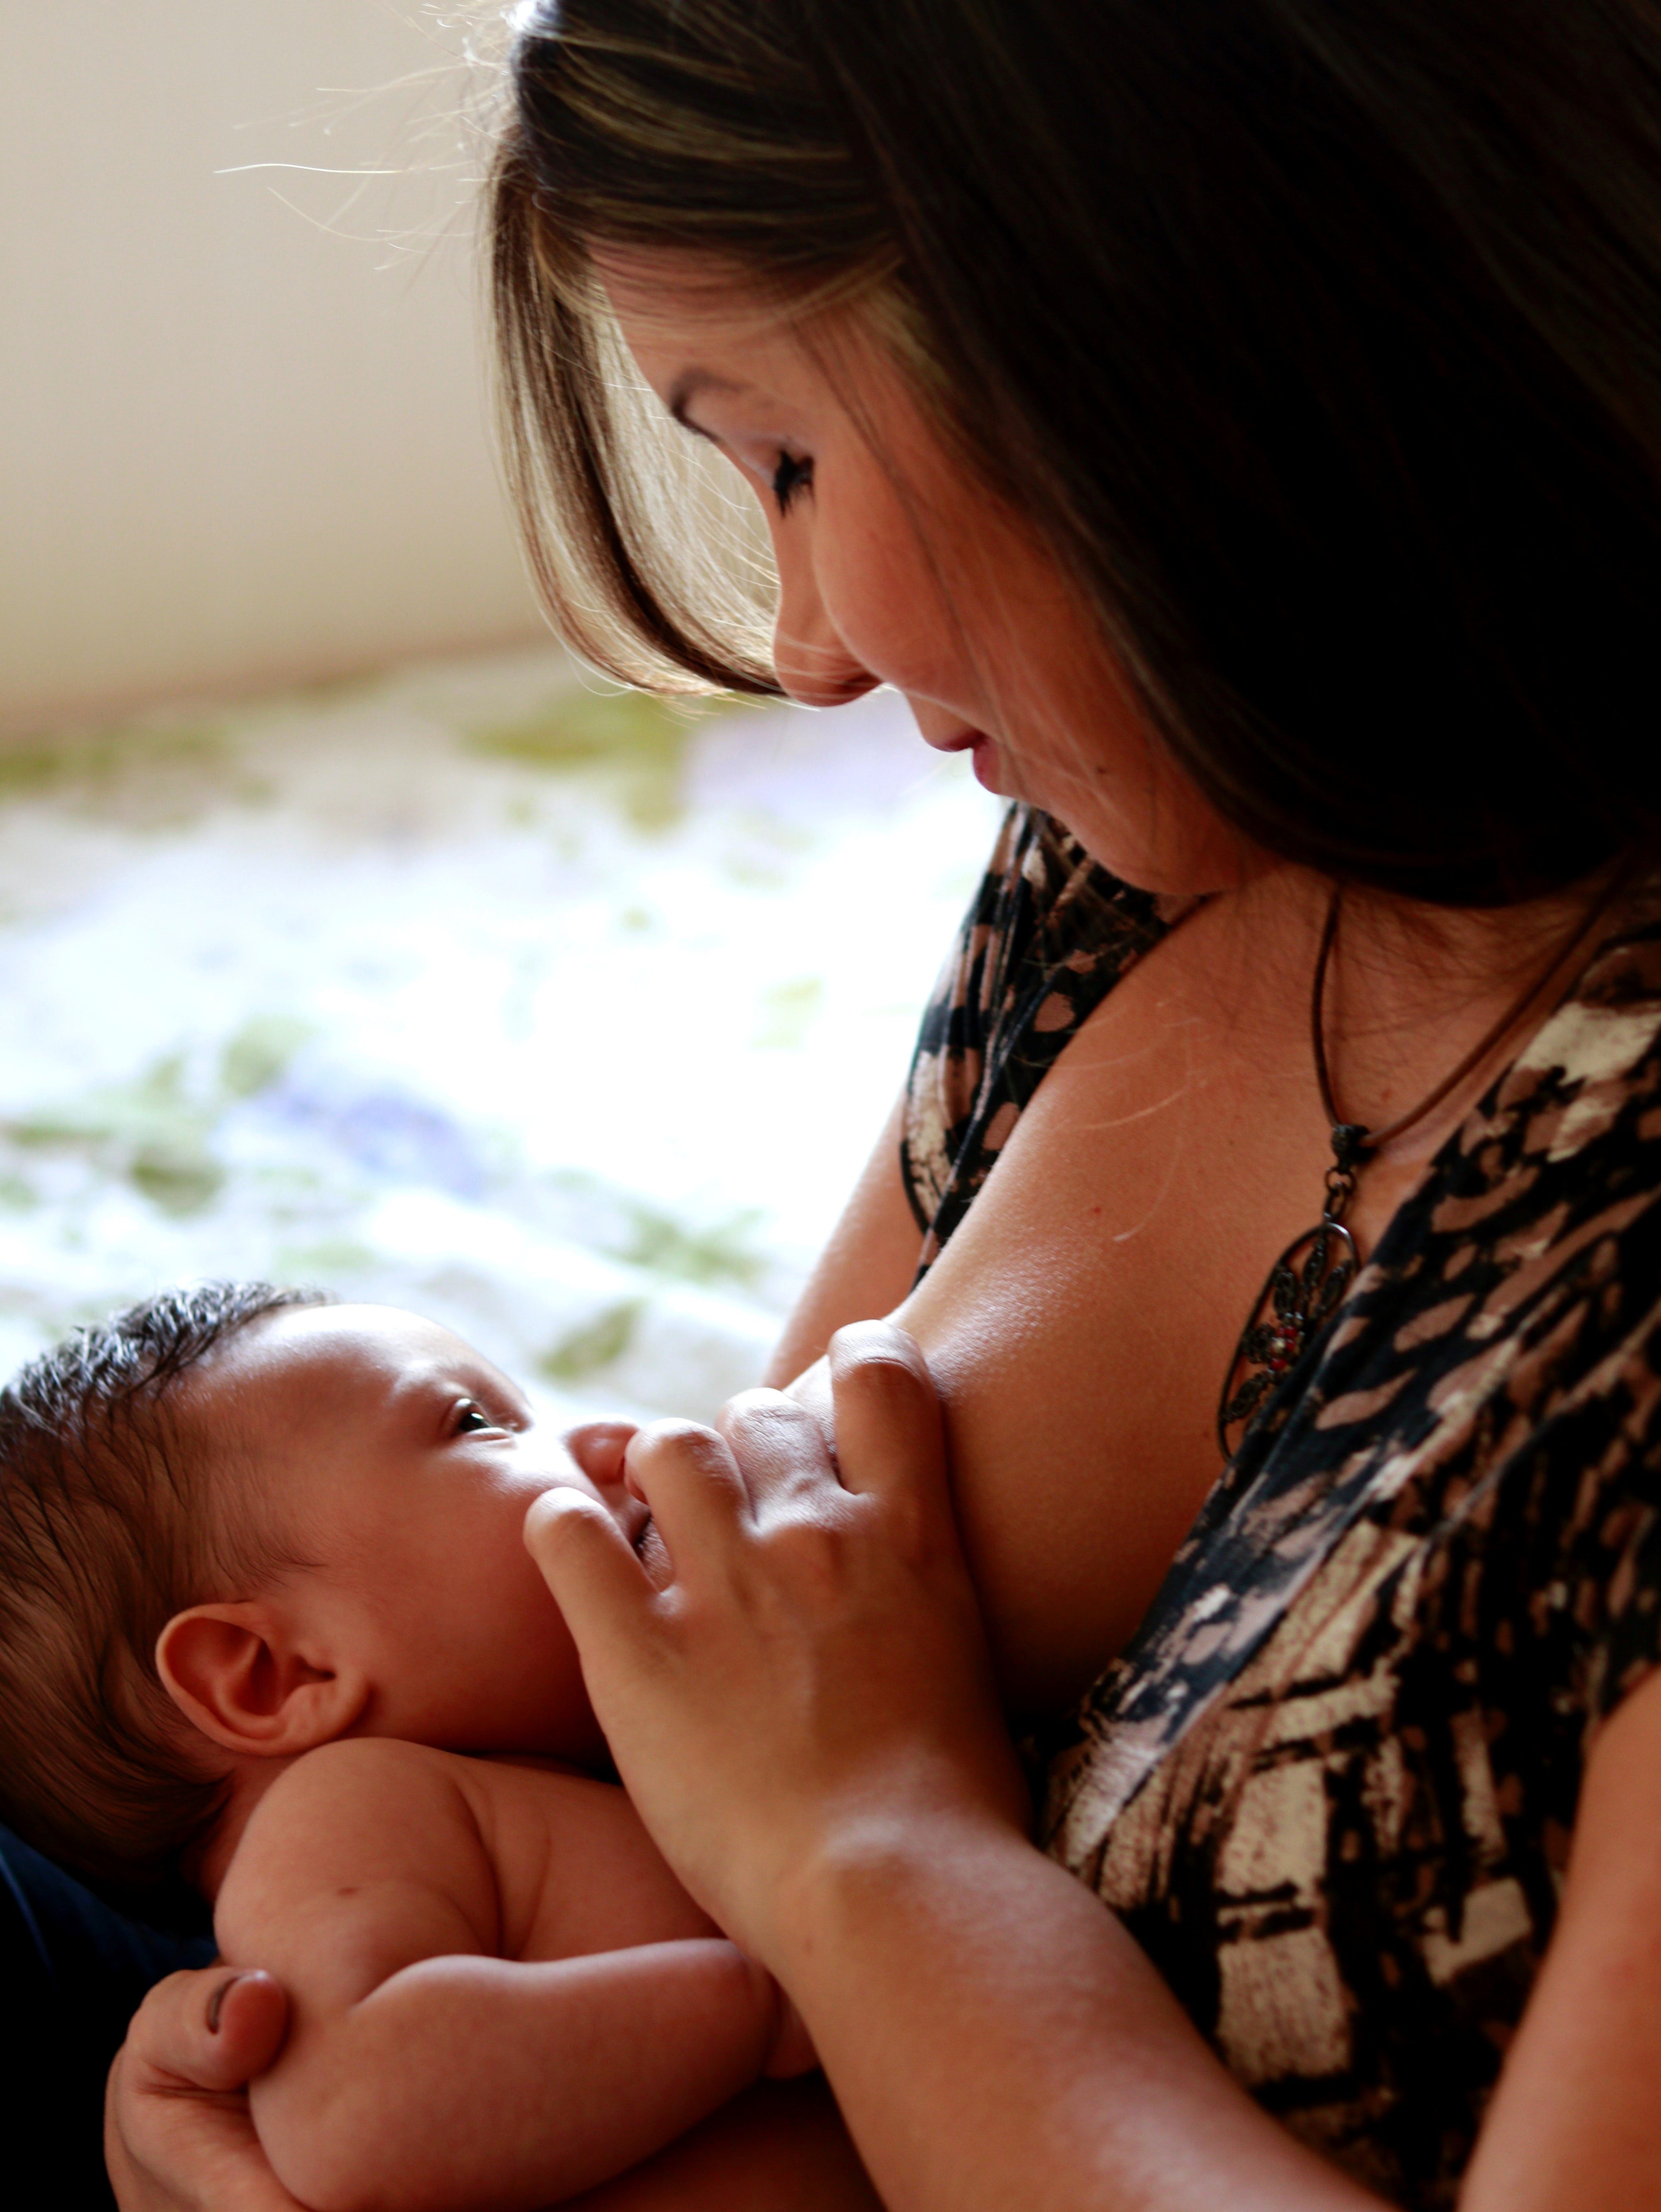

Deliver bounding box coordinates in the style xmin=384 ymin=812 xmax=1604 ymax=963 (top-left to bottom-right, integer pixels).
xmin=771 ymin=450 xmax=813 ymax=514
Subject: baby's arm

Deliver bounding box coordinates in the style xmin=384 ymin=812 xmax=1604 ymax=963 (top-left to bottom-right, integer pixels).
xmin=216 ymin=1739 xmax=790 ymax=2212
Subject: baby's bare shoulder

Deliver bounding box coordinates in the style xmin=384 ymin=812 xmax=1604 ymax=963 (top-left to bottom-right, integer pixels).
xmin=476 ymin=1757 xmax=719 ymax=1959
xmin=218 ymin=1740 xmax=500 ymax=1962
xmin=255 ymin=1736 xmax=476 ymax=1834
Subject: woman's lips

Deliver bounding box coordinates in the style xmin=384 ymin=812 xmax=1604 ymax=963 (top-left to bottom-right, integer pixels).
xmin=968 ymin=735 xmax=1001 ymax=791
xmin=917 ymin=719 xmax=1005 ymax=794
xmin=942 ymin=730 xmax=1008 ymax=792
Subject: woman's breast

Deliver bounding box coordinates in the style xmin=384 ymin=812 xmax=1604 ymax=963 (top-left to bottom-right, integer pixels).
xmin=882 ymin=951 xmax=1355 ymax=1720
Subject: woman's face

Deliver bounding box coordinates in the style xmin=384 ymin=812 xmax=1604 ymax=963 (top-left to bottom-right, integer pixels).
xmin=598 ymin=251 xmax=1252 ymax=896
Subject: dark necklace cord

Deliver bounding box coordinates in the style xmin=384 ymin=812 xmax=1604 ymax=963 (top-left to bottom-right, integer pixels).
xmin=1310 ymin=880 xmax=1626 ymax=1169
xmin=1219 ymin=873 xmax=1628 ymax=1457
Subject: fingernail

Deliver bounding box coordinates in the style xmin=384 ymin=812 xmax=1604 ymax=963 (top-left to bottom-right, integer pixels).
xmin=207 ymin=1973 xmax=244 ymax=2034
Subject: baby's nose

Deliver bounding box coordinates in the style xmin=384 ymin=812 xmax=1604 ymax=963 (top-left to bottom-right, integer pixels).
xmin=561 ymin=1419 xmax=637 ymax=1490
xmin=549 ymin=1422 xmax=651 ymax=1543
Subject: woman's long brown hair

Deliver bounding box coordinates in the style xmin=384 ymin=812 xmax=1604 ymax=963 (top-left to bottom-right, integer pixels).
xmin=491 ymin=0 xmax=1661 ymax=905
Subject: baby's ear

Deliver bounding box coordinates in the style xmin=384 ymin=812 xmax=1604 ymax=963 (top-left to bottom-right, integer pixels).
xmin=156 ymin=1604 xmax=369 ymax=1759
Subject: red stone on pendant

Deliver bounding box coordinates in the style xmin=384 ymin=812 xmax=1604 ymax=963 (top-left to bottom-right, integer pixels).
xmin=1218 ymin=1216 xmax=1361 ymax=1458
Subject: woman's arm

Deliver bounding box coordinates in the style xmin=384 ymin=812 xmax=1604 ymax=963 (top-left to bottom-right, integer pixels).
xmin=105 ymin=1968 xmax=304 ymax=2212
xmin=763 ymin=1087 xmax=923 ymax=1389
xmin=527 ymin=1327 xmax=1661 ymax=2211
xmin=776 ymin=1813 xmax=1381 ymax=2212
xmin=798 ymin=1726 xmax=1661 ymax=2209
xmin=1458 ymin=1663 xmax=1661 ymax=2209
xmin=524 ymin=1325 xmax=1384 ymax=2212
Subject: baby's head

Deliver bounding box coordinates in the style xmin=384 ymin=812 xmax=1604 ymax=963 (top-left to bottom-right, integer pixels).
xmin=0 ymin=1284 xmax=637 ymax=1889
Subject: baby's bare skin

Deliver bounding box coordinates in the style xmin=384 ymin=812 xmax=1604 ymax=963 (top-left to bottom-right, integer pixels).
xmin=130 ymin=1303 xmax=875 ymax=2212
xmin=216 ymin=1737 xmax=804 ymax=2212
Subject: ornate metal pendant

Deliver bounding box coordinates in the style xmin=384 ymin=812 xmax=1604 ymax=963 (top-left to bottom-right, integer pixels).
xmin=1217 ymin=1122 xmax=1365 ymax=1460
xmin=1212 ymin=872 xmax=1610 ymax=1463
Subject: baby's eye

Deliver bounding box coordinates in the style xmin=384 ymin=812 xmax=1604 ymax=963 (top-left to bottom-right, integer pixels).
xmin=453 ymin=1400 xmax=495 ymax=1435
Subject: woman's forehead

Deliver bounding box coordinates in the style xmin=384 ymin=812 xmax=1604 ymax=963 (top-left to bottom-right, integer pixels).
xmin=591 ymin=245 xmax=874 ymax=403
xmin=592 ymin=243 xmax=789 ymax=333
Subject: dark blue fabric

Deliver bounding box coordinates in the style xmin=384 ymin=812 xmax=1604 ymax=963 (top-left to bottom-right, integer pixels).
xmin=0 ymin=1825 xmax=213 ymax=2210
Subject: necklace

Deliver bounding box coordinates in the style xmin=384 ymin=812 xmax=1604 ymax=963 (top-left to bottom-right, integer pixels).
xmin=1216 ymin=885 xmax=1615 ymax=1459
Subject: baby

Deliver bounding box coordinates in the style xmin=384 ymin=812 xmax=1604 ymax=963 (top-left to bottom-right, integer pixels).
xmin=0 ymin=1282 xmax=838 ymax=2212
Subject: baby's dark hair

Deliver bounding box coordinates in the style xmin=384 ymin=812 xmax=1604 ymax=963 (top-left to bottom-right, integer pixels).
xmin=0 ymin=1281 xmax=330 ymax=1887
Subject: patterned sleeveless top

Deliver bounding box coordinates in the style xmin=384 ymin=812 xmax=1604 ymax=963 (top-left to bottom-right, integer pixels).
xmin=902 ymin=805 xmax=1661 ymax=2210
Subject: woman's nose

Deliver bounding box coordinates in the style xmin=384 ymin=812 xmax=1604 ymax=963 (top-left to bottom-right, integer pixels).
xmin=770 ymin=544 xmax=877 ymax=709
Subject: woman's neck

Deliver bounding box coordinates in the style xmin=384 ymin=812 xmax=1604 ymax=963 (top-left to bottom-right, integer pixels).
xmin=1198 ymin=861 xmax=1619 ymax=1152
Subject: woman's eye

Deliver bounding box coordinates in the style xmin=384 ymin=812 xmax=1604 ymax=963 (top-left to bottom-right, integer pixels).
xmin=771 ymin=451 xmax=813 ymax=515
xmin=453 ymin=1400 xmax=495 ymax=1435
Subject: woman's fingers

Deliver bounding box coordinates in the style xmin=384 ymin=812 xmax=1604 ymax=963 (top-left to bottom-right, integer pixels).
xmin=823 ymin=1322 xmax=946 ymax=1508
xmin=638 ymin=1325 xmax=947 ymax=1571
xmin=620 ymin=1417 xmax=756 ymax=1560
xmin=561 ymin=1419 xmax=639 ymax=1489
xmin=524 ymin=1480 xmax=661 ymax=1641
xmin=519 ymin=1326 xmax=1027 ymax=1962
xmin=105 ymin=1968 xmax=301 ymax=2212
xmin=718 ymin=1387 xmax=843 ymax=1511
xmin=131 ymin=1966 xmax=289 ymax=2097
xmin=203 ymin=1970 xmax=289 ymax=2086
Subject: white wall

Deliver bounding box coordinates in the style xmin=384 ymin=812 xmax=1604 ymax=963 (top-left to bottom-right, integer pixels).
xmin=0 ymin=2 xmax=543 ymax=732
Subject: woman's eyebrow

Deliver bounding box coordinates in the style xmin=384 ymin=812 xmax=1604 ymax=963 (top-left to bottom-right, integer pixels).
xmin=668 ymin=366 xmax=752 ymax=432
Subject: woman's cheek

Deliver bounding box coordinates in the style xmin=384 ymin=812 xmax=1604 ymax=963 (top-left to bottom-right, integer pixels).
xmin=818 ymin=521 xmax=961 ymax=702
xmin=766 ymin=514 xmax=872 ymax=705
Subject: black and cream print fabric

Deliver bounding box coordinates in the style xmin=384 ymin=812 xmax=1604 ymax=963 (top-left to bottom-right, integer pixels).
xmin=904 ymin=806 xmax=1661 ymax=2209
xmin=902 ymin=806 xmax=1180 ymax=1268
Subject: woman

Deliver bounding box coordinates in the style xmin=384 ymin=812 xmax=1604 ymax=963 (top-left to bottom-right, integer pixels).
xmin=107 ymin=1 xmax=1661 ymax=2206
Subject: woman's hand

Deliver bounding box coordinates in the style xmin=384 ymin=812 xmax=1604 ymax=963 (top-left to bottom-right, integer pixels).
xmin=524 ymin=1321 xmax=1028 ymax=1967
xmin=105 ymin=1966 xmax=301 ymax=2212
